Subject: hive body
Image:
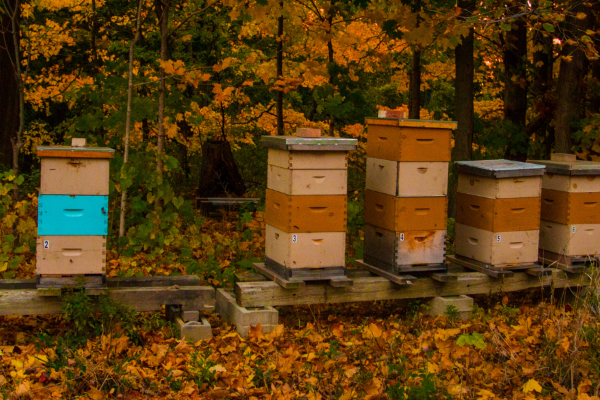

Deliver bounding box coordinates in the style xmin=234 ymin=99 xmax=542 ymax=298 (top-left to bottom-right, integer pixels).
xmin=36 ymin=142 xmax=114 ymax=277
xmin=363 ymin=118 xmax=456 ymax=273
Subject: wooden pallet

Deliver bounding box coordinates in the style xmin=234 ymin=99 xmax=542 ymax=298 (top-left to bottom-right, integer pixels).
xmin=252 ymin=263 xmax=353 ymax=289
xmin=363 ymin=254 xmax=447 ymax=274
xmin=538 ymin=250 xmax=595 ymax=274
xmin=355 ymin=260 xmax=417 ymax=286
xmin=36 ymin=275 xmax=106 ymax=296
xmin=447 ymin=255 xmax=551 ymax=279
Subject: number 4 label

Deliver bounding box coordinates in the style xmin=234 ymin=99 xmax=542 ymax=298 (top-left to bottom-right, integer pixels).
xmin=399 ymin=233 xmax=405 ymax=242
xmin=292 ymin=234 xmax=297 ymax=243
xmin=44 ymin=240 xmax=50 ymax=249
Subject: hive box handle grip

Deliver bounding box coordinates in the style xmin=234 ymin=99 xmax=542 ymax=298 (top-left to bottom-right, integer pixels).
xmin=309 ymin=207 xmax=327 ymax=213
xmin=415 ymin=208 xmax=430 ymax=215
xmin=468 ymin=237 xmax=478 ymax=245
xmin=511 ymin=208 xmax=525 ymax=213
xmin=469 ymin=204 xmax=480 ymax=211
xmin=414 ymin=236 xmax=427 ymax=243
xmin=378 ymin=136 xmax=387 ymax=142
xmin=543 ymin=199 xmax=554 ymax=204
xmin=375 ymin=204 xmax=384 ymax=211
xmin=416 ymin=138 xmax=434 ymax=143
xmin=417 ymin=168 xmax=428 ymax=174
xmin=509 ymin=242 xmax=524 ymax=249
xmin=584 ymin=202 xmax=598 ymax=207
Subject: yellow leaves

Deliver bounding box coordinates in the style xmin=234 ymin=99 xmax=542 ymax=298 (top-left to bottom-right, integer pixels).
xmin=522 ymin=379 xmax=542 ymax=394
xmin=476 ymin=389 xmax=496 ymax=399
xmin=362 ymin=323 xmax=383 ymax=339
xmin=213 ymin=57 xmax=233 ymax=72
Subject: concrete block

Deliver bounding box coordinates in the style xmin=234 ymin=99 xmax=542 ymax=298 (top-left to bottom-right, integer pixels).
xmin=427 ymin=295 xmax=474 ymax=320
xmin=182 ymin=310 xmax=200 ymax=322
xmin=216 ymin=288 xmax=279 ymax=337
xmin=177 ymin=317 xmax=213 ymax=342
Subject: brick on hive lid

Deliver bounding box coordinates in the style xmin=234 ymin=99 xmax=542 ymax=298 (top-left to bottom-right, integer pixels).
xmin=377 ymin=109 xmax=407 ymax=119
xmin=550 ymin=153 xmax=576 ymax=162
xmin=71 ymin=138 xmax=86 ymax=147
xmin=296 ymin=128 xmax=321 ymax=138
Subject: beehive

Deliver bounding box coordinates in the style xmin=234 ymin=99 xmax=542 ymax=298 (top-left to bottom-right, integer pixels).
xmin=454 ymin=160 xmax=545 ymax=266
xmin=363 ymin=118 xmax=456 ymax=272
xmin=36 ymin=139 xmax=114 ymax=277
xmin=530 ymin=156 xmax=600 ymax=258
xmin=261 ymin=134 xmax=357 ymax=279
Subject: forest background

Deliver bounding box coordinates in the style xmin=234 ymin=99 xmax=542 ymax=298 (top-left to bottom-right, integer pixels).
xmin=0 ymin=0 xmax=599 ymax=284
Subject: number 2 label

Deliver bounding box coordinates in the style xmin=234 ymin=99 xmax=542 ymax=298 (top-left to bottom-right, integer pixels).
xmin=44 ymin=240 xmax=50 ymax=249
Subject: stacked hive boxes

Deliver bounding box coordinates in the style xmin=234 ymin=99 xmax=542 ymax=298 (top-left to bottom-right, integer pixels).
xmin=454 ymin=160 xmax=545 ymax=266
xmin=530 ymin=157 xmax=600 ymax=265
xmin=363 ymin=118 xmax=457 ymax=273
xmin=261 ymin=132 xmax=357 ymax=280
xmin=36 ymin=139 xmax=114 ymax=279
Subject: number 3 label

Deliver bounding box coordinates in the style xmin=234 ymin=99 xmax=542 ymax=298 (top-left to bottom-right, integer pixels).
xmin=292 ymin=234 xmax=297 ymax=243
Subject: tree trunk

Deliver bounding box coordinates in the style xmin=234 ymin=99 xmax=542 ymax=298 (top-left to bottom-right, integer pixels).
xmin=555 ymin=5 xmax=591 ymax=154
xmin=327 ymin=14 xmax=334 ymax=136
xmin=119 ymin=0 xmax=143 ymax=238
xmin=449 ymin=1 xmax=474 ymax=218
xmin=503 ymin=19 xmax=528 ymax=161
xmin=155 ymin=0 xmax=170 ymax=208
xmin=197 ymin=140 xmax=246 ymax=197
xmin=0 ymin=0 xmax=19 ymax=170
xmin=276 ymin=1 xmax=284 ymax=136
xmin=528 ymin=30 xmax=553 ymax=159
xmin=408 ymin=48 xmax=421 ymax=119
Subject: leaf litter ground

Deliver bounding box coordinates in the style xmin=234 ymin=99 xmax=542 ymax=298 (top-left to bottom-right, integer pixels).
xmin=2 ymin=286 xmax=600 ymax=400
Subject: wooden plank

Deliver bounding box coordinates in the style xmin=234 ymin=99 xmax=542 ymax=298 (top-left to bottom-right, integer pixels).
xmin=0 ymin=279 xmax=36 ymax=290
xmin=526 ymin=268 xmax=552 ymax=277
xmin=447 ymin=255 xmax=515 ymax=278
xmin=235 ymin=268 xmax=591 ymax=308
xmin=0 ymin=286 xmax=215 ymax=316
xmin=235 ymin=273 xmax=268 ymax=283
xmin=538 ymin=251 xmax=587 ymax=274
xmin=252 ymin=263 xmax=306 ymax=289
xmin=0 ymin=275 xmax=205 ymax=291
xmin=328 ymin=277 xmax=354 ymax=288
xmin=355 ymin=260 xmax=417 ymax=286
xmin=431 ymin=273 xmax=458 ymax=282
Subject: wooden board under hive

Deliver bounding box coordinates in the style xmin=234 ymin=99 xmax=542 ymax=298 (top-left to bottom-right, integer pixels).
xmin=363 ymin=224 xmax=446 ymax=272
xmin=363 ymin=190 xmax=447 ymax=232
xmin=365 ymin=119 xmax=455 ymax=162
xmin=366 ymin=158 xmax=448 ymax=197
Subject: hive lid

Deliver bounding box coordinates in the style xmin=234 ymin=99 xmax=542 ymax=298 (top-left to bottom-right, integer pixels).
xmin=365 ymin=118 xmax=458 ymax=130
xmin=455 ymin=159 xmax=546 ymax=178
xmin=528 ymin=160 xmax=600 ymax=176
xmin=37 ymin=145 xmax=115 ymax=159
xmin=261 ymin=136 xmax=357 ymax=151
